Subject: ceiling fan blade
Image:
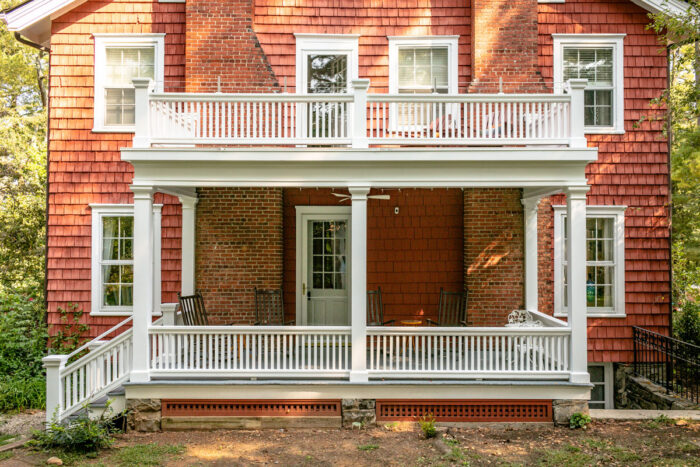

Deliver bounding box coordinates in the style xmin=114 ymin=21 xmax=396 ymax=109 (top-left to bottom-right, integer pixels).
xmin=368 ymin=195 xmax=391 ymax=200
xmin=331 ymin=193 xmax=350 ymax=199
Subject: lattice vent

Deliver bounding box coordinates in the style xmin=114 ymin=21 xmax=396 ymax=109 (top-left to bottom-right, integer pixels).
xmin=376 ymin=399 xmax=552 ymax=422
xmin=162 ymin=399 xmax=341 ymax=417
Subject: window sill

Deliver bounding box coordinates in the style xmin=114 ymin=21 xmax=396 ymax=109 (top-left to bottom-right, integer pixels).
xmin=92 ymin=126 xmax=136 ymax=134
xmin=90 ymin=310 xmax=163 ymax=317
xmin=554 ymin=312 xmax=627 ymax=319
xmin=584 ymin=128 xmax=625 ymax=135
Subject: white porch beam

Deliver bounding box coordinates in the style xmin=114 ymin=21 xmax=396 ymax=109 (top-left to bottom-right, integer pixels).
xmin=131 ymin=186 xmax=154 ymax=383
xmin=349 ymin=186 xmax=370 ymax=383
xmin=522 ymin=197 xmax=540 ymax=312
xmin=152 ymin=204 xmax=162 ymax=315
xmin=566 ymin=186 xmax=590 ymax=384
xmin=180 ymin=195 xmax=198 ymax=296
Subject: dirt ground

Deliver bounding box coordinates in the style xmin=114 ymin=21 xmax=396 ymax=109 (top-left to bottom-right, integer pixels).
xmin=2 ymin=419 xmax=699 ymax=466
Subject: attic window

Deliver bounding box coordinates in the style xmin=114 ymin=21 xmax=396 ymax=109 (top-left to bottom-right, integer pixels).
xmin=93 ymin=34 xmax=165 ymax=133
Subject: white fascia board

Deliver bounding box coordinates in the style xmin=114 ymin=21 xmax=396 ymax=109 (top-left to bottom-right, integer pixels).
xmin=2 ymin=0 xmax=87 ymax=31
xmin=121 ymin=147 xmax=597 ymax=189
xmin=629 ymin=0 xmax=690 ymax=16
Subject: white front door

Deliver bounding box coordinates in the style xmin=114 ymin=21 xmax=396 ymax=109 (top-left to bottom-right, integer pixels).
xmin=297 ymin=208 xmax=351 ymax=325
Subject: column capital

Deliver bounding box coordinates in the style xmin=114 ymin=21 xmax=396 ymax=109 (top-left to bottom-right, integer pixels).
xmin=521 ymin=197 xmax=541 ymax=211
xmin=351 ymin=79 xmax=371 ymax=91
xmin=348 ymin=186 xmax=371 ymax=200
xmin=565 ymin=186 xmax=590 ymax=200
xmin=131 ymin=186 xmax=154 ymax=200
xmin=152 ymin=203 xmax=163 ymax=213
xmin=179 ymin=195 xmax=199 ymax=209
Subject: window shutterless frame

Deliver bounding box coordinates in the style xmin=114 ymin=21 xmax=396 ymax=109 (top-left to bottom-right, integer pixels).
xmin=92 ymin=33 xmax=165 ymax=133
xmin=552 ymin=34 xmax=625 ymax=134
xmin=553 ymin=205 xmax=626 ymax=317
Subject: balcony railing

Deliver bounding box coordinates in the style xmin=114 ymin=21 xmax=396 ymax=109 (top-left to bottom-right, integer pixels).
xmin=132 ymin=78 xmax=589 ymax=149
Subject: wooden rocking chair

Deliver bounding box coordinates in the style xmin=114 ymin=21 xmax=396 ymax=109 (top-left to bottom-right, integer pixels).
xmin=427 ymin=288 xmax=470 ymax=326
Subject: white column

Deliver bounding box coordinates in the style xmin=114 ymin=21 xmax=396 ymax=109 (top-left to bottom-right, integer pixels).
xmin=349 ymin=185 xmax=370 ymax=382
xmin=522 ymin=197 xmax=540 ymax=311
xmin=568 ymin=79 xmax=588 ymax=149
xmin=351 ymin=79 xmax=370 ymax=149
xmin=566 ymin=186 xmax=590 ymax=383
xmin=131 ymin=186 xmax=154 ymax=383
xmin=179 ymin=195 xmax=198 ymax=296
xmin=43 ymin=354 xmax=68 ymax=422
xmin=132 ymin=78 xmax=152 ymax=148
xmin=152 ymin=204 xmax=162 ymax=316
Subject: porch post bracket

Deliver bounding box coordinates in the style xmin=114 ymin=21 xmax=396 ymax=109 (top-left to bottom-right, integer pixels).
xmin=349 ymin=185 xmax=370 ymax=382
xmin=521 ymin=196 xmax=541 ymax=312
xmin=131 ymin=185 xmax=155 ymax=383
xmin=565 ymin=185 xmax=590 ymax=384
xmin=179 ymin=195 xmax=199 ymax=296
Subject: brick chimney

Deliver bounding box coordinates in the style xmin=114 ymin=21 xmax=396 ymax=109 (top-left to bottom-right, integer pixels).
xmin=185 ymin=0 xmax=279 ymax=93
xmin=470 ymin=0 xmax=545 ymax=93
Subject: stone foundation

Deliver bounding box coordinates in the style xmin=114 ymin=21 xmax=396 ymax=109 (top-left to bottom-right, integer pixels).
xmin=127 ymin=399 xmax=162 ymax=432
xmin=615 ymin=365 xmax=699 ymax=410
xmin=552 ymin=399 xmax=589 ymax=426
xmin=342 ymin=399 xmax=376 ymax=427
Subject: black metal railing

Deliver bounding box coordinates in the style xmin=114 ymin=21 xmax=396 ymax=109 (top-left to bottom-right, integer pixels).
xmin=633 ymin=326 xmax=700 ymax=404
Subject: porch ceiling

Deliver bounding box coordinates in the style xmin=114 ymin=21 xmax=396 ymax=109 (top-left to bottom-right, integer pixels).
xmin=122 ymin=147 xmax=597 ymax=189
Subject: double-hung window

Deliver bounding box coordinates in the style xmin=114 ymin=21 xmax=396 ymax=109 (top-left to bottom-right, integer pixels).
xmin=553 ymin=34 xmax=625 ymax=133
xmin=388 ymin=36 xmax=459 ymax=128
xmin=93 ymin=34 xmax=165 ymax=132
xmin=91 ymin=206 xmax=134 ymax=315
xmin=553 ymin=206 xmax=626 ymax=317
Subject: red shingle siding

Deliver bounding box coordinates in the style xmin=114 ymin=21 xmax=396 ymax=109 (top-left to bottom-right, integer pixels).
xmin=538 ymin=0 xmax=671 ymax=362
xmin=253 ymin=0 xmax=471 ymax=94
xmin=464 ymin=189 xmax=525 ymax=326
xmin=195 ymin=188 xmax=284 ymax=323
xmin=283 ymin=189 xmax=464 ymax=323
xmin=48 ymin=0 xmax=186 ymax=339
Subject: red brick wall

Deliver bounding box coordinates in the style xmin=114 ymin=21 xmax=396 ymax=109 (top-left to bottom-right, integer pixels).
xmin=283 ymin=189 xmax=464 ymax=323
xmin=186 ymin=0 xmax=278 ymax=92
xmin=538 ymin=0 xmax=671 ymax=362
xmin=48 ymin=0 xmax=186 ymax=339
xmin=464 ymin=189 xmax=525 ymax=326
xmin=195 ymin=188 xmax=283 ymax=323
xmin=470 ymin=0 xmax=544 ymax=92
xmin=253 ymin=0 xmax=471 ymax=94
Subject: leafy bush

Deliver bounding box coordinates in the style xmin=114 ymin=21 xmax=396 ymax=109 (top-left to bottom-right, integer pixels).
xmin=674 ymin=301 xmax=700 ymax=347
xmin=0 ymin=291 xmax=46 ymax=378
xmin=50 ymin=303 xmax=90 ymax=355
xmin=418 ymin=413 xmax=437 ymax=439
xmin=32 ymin=406 xmax=118 ymax=453
xmin=0 ymin=375 xmax=45 ymax=412
xmin=569 ymin=412 xmax=592 ymax=429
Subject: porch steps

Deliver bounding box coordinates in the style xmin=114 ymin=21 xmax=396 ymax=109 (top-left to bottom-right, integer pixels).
xmin=66 ymin=387 xmax=127 ymax=422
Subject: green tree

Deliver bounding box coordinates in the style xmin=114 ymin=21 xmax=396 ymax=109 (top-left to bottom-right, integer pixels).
xmin=0 ymin=0 xmax=48 ymax=296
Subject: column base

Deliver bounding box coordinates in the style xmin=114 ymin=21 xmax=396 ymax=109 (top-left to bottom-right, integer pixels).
xmin=130 ymin=370 xmax=151 ymax=383
xmin=569 ymin=371 xmax=591 ymax=384
xmin=349 ymin=371 xmax=369 ymax=383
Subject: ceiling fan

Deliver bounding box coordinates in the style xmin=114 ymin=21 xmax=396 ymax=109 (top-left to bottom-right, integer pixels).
xmin=331 ymin=192 xmax=390 ymax=202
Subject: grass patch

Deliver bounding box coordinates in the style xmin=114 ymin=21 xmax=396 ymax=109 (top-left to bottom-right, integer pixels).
xmin=110 ymin=443 xmax=185 ymax=466
xmin=0 ymin=433 xmax=17 ymax=446
xmin=0 ymin=451 xmax=13 ymax=461
xmin=0 ymin=376 xmax=45 ymax=412
xmin=646 ymin=414 xmax=675 ymax=429
xmin=537 ymin=445 xmax=594 ymax=466
xmin=357 ymin=443 xmax=379 ymax=452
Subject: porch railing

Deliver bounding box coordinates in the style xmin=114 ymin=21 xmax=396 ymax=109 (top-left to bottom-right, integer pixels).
xmin=367 ymin=326 xmax=571 ymax=379
xmin=633 ymin=326 xmax=700 ymax=404
xmin=149 ymin=326 xmax=352 ymax=378
xmin=132 ymin=78 xmax=588 ymax=149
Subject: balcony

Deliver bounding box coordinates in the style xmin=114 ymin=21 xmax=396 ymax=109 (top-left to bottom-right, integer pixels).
xmin=132 ymin=78 xmax=589 ymax=150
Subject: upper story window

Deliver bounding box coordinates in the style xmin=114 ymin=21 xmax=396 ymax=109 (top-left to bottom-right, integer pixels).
xmin=93 ymin=34 xmax=165 ymax=133
xmin=553 ymin=205 xmax=626 ymax=318
xmin=388 ymin=36 xmax=458 ymax=95
xmin=553 ymin=34 xmax=625 ymax=134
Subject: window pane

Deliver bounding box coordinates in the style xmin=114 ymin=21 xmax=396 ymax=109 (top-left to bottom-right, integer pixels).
xmin=307 ymin=54 xmax=347 ymax=93
xmin=104 ymin=88 xmax=136 ymax=126
xmin=120 ymin=286 xmax=133 ymax=307
xmin=103 ymin=265 xmax=120 ymax=284
xmin=104 ymin=285 xmax=119 ymax=306
xmin=590 ymin=384 xmax=605 ymax=402
xmin=588 ymin=365 xmax=605 ymax=382
xmin=105 ymin=47 xmax=155 ymax=86
xmin=398 ymin=47 xmax=449 ymax=92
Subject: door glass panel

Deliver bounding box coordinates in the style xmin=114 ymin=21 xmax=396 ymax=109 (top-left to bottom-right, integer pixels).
xmin=306 ymin=54 xmax=348 ymax=139
xmin=310 ymin=220 xmax=347 ymax=290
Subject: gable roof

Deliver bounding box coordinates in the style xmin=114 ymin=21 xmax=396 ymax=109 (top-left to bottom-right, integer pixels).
xmin=1 ymin=0 xmax=691 ymax=47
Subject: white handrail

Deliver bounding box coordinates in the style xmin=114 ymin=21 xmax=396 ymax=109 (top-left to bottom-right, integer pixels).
xmin=64 ymin=316 xmax=133 ymax=360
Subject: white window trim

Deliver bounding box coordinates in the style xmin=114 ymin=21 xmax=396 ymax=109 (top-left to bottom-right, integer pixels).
xmin=588 ymin=362 xmax=614 ymax=409
xmin=92 ymin=33 xmax=165 ymax=133
xmin=553 ymin=205 xmax=626 ymax=318
xmin=388 ymin=36 xmax=459 ymax=95
xmin=90 ymin=204 xmax=161 ymax=316
xmin=552 ymin=34 xmax=625 ymax=134
xmin=294 ymin=34 xmax=360 ymax=94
